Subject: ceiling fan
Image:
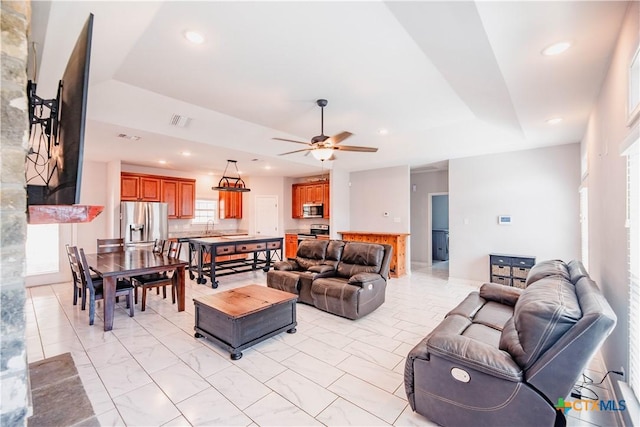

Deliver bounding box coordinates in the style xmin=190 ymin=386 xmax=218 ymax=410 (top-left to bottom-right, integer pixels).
xmin=274 ymin=99 xmax=378 ymax=161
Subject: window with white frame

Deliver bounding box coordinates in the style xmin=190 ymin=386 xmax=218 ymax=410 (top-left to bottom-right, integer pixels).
xmin=26 ymin=224 xmax=59 ymax=275
xmin=192 ymin=199 xmax=218 ymax=224
xmin=626 ymin=140 xmax=639 ymax=400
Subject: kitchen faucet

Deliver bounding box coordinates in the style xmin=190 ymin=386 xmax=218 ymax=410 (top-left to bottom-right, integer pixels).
xmin=204 ymin=219 xmax=215 ymax=234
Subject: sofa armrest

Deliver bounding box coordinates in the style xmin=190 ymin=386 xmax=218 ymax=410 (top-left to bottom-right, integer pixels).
xmin=308 ymin=264 xmax=334 ymax=274
xmin=348 ymin=272 xmax=383 ymax=287
xmin=479 ymin=282 xmax=522 ymax=306
xmin=274 ymin=260 xmax=299 ymax=271
xmin=427 ymin=333 xmax=523 ymax=382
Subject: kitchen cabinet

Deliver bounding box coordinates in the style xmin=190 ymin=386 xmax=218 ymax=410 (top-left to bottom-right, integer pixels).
xmin=121 ymin=173 xmax=195 ymax=218
xmin=162 ymin=179 xmax=196 ymax=219
xmin=285 ymin=234 xmax=298 ymax=259
xmin=291 ymin=181 xmax=329 ymax=218
xmin=489 ymin=253 xmax=536 ymax=288
xmin=339 ymin=231 xmax=409 ymax=278
xmin=323 ymin=183 xmax=330 ymax=219
xmin=121 ymin=173 xmax=161 ymax=201
xmin=292 ymin=185 xmax=302 ymax=218
xmin=218 ymin=188 xmax=243 ymax=219
xmin=178 ymin=181 xmax=195 ymax=218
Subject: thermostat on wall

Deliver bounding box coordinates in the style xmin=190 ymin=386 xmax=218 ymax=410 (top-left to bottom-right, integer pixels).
xmin=498 ymin=215 xmax=512 ymax=225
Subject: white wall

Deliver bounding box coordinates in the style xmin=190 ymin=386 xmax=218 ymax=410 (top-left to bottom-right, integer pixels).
xmin=581 ymin=1 xmax=638 ymax=416
xmin=449 ymin=143 xmax=581 ymax=281
xmin=349 ymin=165 xmax=411 ymax=272
xmin=410 ymin=170 xmax=448 ymax=262
xmin=330 ymin=167 xmax=350 ymax=239
xmin=349 ymin=165 xmax=411 ymax=233
xmin=77 ymin=160 xmax=109 ymax=250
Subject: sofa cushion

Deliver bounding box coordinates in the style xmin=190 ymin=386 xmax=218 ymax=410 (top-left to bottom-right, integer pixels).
xmin=323 ymin=240 xmax=346 ymax=269
xmin=336 ymin=242 xmax=384 ymax=278
xmin=567 ymin=260 xmax=590 ymax=284
xmin=295 ymin=240 xmax=329 ymax=270
xmin=499 ymin=277 xmax=581 ymax=369
xmin=473 ymin=302 xmax=514 ymax=332
xmin=524 ymin=260 xmax=569 ymax=287
xmin=266 ymin=271 xmax=300 ymax=295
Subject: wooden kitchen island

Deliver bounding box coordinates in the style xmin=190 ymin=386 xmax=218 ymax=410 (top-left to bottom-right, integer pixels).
xmin=188 ymin=235 xmax=283 ymax=288
xmin=339 ymin=231 xmax=409 ymax=277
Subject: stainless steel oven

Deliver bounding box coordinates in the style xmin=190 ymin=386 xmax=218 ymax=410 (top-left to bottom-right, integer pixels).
xmin=302 ymin=203 xmax=323 ymax=218
xmin=297 ymin=224 xmax=329 ymax=244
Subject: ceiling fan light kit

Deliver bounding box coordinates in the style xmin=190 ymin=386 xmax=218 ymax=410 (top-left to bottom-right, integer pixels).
xmin=274 ymin=99 xmax=378 ymax=161
xmin=212 ymin=160 xmax=251 ymax=192
xmin=311 ymin=148 xmax=334 ymax=161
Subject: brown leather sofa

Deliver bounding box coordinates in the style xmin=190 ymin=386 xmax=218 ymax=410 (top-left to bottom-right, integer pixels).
xmin=404 ymin=260 xmax=616 ymax=427
xmin=266 ymin=239 xmax=392 ymax=319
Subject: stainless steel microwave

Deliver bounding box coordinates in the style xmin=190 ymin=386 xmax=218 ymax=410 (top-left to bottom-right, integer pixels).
xmin=302 ymin=203 xmax=323 ymax=218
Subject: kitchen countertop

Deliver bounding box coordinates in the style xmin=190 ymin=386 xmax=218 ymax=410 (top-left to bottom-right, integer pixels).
xmin=284 ymin=229 xmax=312 ymax=235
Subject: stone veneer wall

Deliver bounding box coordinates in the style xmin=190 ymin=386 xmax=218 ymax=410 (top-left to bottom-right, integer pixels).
xmin=0 ymin=0 xmax=31 ymax=425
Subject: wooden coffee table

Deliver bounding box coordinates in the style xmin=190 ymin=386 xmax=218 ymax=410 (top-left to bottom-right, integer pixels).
xmin=193 ymin=284 xmax=297 ymax=360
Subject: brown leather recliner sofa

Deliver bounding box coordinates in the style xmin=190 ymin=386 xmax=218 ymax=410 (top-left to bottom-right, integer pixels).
xmin=266 ymin=239 xmax=392 ymax=319
xmin=404 ymin=259 xmax=617 ymax=427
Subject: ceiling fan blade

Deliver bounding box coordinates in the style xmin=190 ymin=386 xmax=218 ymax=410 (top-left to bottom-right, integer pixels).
xmin=335 ymin=145 xmax=378 ymax=152
xmin=326 ymin=131 xmax=353 ymax=146
xmin=272 ymin=137 xmax=311 ymax=145
xmin=278 ymin=148 xmax=313 ymax=156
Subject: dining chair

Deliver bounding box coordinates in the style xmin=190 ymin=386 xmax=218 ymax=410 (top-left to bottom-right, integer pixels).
xmin=75 ymin=247 xmax=135 ymax=325
xmin=132 ymin=241 xmax=182 ymax=311
xmin=66 ymin=244 xmax=85 ymax=307
xmin=96 ymin=238 xmax=125 ymax=254
xmin=65 ymin=244 xmax=102 ymax=310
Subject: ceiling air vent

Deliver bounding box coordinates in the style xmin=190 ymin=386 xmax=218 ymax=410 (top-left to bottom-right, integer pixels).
xmin=117 ymin=133 xmax=141 ymax=141
xmin=170 ymin=114 xmax=191 ymax=128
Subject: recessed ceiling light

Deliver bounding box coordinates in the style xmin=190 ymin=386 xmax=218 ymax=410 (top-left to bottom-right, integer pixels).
xmin=264 ymin=165 xmax=272 ymax=170
xmin=181 ymin=151 xmax=191 ymax=156
xmin=546 ymin=117 xmax=563 ymax=125
xmin=158 ymin=160 xmax=167 ymax=165
xmin=541 ymin=41 xmax=572 ymax=56
xmin=378 ymin=128 xmax=389 ymax=135
xmin=184 ymin=30 xmax=205 ymax=44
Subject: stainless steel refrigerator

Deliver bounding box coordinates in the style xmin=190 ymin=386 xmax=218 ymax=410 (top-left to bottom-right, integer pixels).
xmin=120 ymin=202 xmax=168 ymax=248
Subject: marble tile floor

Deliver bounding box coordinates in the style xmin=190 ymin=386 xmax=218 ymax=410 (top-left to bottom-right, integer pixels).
xmin=25 ymin=266 xmax=622 ymax=427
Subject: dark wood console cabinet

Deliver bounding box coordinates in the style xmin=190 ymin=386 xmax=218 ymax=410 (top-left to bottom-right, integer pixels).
xmin=489 ymin=253 xmax=536 ymax=288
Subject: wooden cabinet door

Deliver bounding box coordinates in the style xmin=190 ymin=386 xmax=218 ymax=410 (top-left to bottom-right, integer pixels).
xmin=322 ymin=182 xmax=330 ymax=218
xmin=303 ymin=185 xmax=314 ymax=204
xmin=178 ymin=181 xmax=195 ymax=218
xmin=292 ymin=185 xmax=302 ymax=218
xmin=121 ymin=175 xmax=139 ymax=200
xmin=219 ymin=190 xmax=243 ymax=219
xmin=218 ymin=191 xmax=229 ymax=219
xmin=285 ymin=234 xmax=298 ymax=259
xmin=312 ymin=184 xmax=324 ymax=203
xmin=162 ymin=180 xmax=179 ymax=218
xmin=140 ymin=177 xmax=161 ymax=201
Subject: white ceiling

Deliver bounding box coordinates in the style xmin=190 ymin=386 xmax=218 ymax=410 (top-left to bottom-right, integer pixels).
xmin=29 ymin=1 xmax=629 ymax=178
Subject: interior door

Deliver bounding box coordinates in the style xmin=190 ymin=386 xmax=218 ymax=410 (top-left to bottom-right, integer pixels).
xmin=255 ymin=195 xmax=279 ymax=236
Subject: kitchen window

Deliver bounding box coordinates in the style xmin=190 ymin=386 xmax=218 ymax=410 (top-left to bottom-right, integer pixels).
xmin=192 ymin=199 xmax=218 ymax=224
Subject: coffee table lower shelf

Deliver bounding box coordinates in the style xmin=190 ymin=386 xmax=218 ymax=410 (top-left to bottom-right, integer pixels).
xmin=193 ymin=285 xmax=297 ymax=360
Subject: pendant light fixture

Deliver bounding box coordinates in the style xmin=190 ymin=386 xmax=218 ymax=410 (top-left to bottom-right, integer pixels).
xmin=212 ymin=160 xmax=251 ymax=192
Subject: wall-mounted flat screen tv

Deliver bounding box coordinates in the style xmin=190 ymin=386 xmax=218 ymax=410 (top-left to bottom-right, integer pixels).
xmin=27 ymin=13 xmax=93 ymax=206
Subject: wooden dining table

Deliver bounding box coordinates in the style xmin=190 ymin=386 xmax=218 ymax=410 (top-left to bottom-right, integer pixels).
xmin=84 ymin=249 xmax=188 ymax=331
